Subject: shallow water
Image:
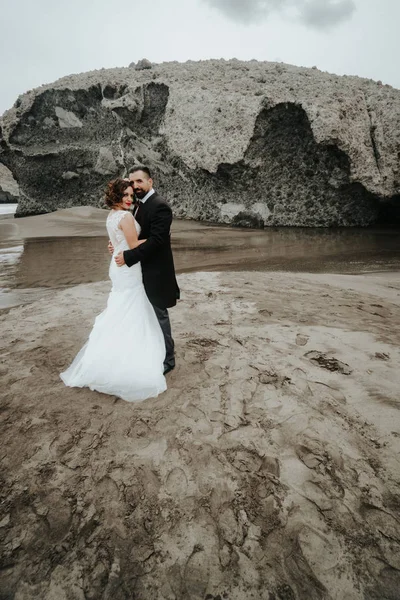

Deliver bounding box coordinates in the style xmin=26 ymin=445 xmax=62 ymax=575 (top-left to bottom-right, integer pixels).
xmin=1 ymin=218 xmax=400 ymax=310
xmin=0 ymin=203 xmax=17 ymax=216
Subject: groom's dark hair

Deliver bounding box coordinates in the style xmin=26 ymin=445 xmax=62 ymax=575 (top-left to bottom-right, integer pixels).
xmin=129 ymin=165 xmax=152 ymax=179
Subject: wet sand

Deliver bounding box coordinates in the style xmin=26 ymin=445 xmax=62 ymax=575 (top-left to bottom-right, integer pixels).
xmin=1 ymin=269 xmax=400 ymax=598
xmin=1 ymin=208 xmax=400 ymax=598
xmin=1 ymin=206 xmax=400 ymax=310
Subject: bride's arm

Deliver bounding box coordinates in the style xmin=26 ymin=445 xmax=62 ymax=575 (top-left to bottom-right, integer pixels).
xmin=119 ymin=213 xmax=146 ymax=249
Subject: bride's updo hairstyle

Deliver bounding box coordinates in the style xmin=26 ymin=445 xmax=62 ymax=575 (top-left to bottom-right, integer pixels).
xmin=105 ymin=178 xmax=131 ymax=209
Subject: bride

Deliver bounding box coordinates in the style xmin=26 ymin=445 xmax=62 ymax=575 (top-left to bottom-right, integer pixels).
xmin=60 ymin=178 xmax=167 ymax=402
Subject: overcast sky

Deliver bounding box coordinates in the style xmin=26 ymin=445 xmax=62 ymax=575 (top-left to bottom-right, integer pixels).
xmin=0 ymin=0 xmax=398 ymax=116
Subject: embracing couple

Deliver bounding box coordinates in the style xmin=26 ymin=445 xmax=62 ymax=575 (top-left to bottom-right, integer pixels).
xmin=61 ymin=166 xmax=180 ymax=402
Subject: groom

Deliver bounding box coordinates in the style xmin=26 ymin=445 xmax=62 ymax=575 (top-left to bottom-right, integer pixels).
xmin=115 ymin=166 xmax=180 ymax=375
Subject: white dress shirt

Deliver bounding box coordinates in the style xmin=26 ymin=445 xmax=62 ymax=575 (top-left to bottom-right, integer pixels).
xmin=140 ymin=188 xmax=155 ymax=204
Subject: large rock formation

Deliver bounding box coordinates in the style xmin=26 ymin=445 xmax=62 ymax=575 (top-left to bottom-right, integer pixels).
xmin=1 ymin=59 xmax=399 ymax=225
xmin=0 ymin=163 xmax=19 ymax=203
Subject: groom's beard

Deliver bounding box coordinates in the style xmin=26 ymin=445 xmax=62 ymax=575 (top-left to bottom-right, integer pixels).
xmin=134 ymin=190 xmax=146 ymax=199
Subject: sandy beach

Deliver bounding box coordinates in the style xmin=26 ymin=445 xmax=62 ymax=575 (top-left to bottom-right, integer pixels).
xmin=1 ymin=239 xmax=400 ymax=598
xmin=1 ymin=6 xmax=400 ymax=596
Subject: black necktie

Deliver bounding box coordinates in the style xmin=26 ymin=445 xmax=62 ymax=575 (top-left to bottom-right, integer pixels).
xmin=134 ymin=200 xmax=141 ymax=219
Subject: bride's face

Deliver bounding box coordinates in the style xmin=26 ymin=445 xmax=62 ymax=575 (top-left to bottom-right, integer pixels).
xmin=118 ymin=186 xmax=134 ymax=210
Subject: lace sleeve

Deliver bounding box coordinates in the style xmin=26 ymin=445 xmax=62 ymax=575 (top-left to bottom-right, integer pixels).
xmin=116 ymin=210 xmax=131 ymax=228
xmin=107 ymin=210 xmax=135 ymax=249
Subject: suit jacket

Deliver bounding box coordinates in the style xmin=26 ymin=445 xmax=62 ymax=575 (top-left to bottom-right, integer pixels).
xmin=123 ymin=191 xmax=180 ymax=309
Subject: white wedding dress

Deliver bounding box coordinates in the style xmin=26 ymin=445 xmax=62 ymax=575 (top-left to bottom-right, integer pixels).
xmin=60 ymin=210 xmax=167 ymax=402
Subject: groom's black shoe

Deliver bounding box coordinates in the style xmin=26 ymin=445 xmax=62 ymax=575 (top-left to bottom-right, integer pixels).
xmin=163 ymin=364 xmax=175 ymax=375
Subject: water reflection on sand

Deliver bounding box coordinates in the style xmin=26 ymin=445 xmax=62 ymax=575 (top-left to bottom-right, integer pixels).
xmin=1 ymin=218 xmax=400 ymax=310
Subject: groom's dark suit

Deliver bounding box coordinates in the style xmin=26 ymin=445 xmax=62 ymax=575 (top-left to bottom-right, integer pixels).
xmin=123 ymin=190 xmax=180 ymax=371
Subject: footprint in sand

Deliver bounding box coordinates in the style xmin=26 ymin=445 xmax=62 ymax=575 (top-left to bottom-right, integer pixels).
xmin=361 ymin=504 xmax=400 ymax=562
xmin=290 ymin=367 xmax=313 ymax=396
xmin=308 ymin=381 xmax=347 ymax=405
xmin=296 ymin=334 xmax=309 ymax=346
xmin=259 ymin=371 xmax=291 ymax=388
xmin=226 ymin=447 xmax=264 ymax=474
xmin=42 ymin=490 xmax=73 ymax=542
xmin=183 ymin=547 xmax=210 ymax=599
xmin=165 ymin=467 xmax=188 ymax=496
xmin=218 ymin=505 xmax=243 ymax=545
xmin=302 ymin=480 xmax=334 ymax=511
xmin=295 ymin=443 xmax=324 ymax=470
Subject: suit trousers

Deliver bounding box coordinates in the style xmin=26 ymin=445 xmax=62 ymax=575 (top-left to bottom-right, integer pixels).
xmin=152 ymin=305 xmax=175 ymax=369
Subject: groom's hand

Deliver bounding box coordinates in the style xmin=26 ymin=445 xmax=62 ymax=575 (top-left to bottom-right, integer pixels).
xmin=115 ymin=251 xmax=125 ymax=267
xmin=108 ymin=240 xmax=114 ymax=255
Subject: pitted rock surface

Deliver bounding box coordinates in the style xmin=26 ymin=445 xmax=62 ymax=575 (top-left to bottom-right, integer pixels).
xmin=1 ymin=59 xmax=399 ymax=224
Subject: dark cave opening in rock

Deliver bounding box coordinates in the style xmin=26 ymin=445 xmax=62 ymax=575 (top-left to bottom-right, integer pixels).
xmin=375 ymin=196 xmax=400 ymax=226
xmin=213 ymin=102 xmax=387 ymax=227
xmin=159 ymin=101 xmax=400 ymax=228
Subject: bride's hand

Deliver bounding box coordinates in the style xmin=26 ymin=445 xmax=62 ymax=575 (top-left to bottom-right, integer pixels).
xmin=134 ymin=239 xmax=147 ymax=247
xmin=108 ymin=240 xmax=114 ymax=255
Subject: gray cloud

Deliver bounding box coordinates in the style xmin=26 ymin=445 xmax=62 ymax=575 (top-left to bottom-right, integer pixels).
xmin=202 ymin=0 xmax=278 ymax=24
xmin=203 ymin=0 xmax=357 ymax=29
xmin=1 ymin=0 xmax=398 ymax=118
xmin=301 ymin=0 xmax=356 ymax=29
